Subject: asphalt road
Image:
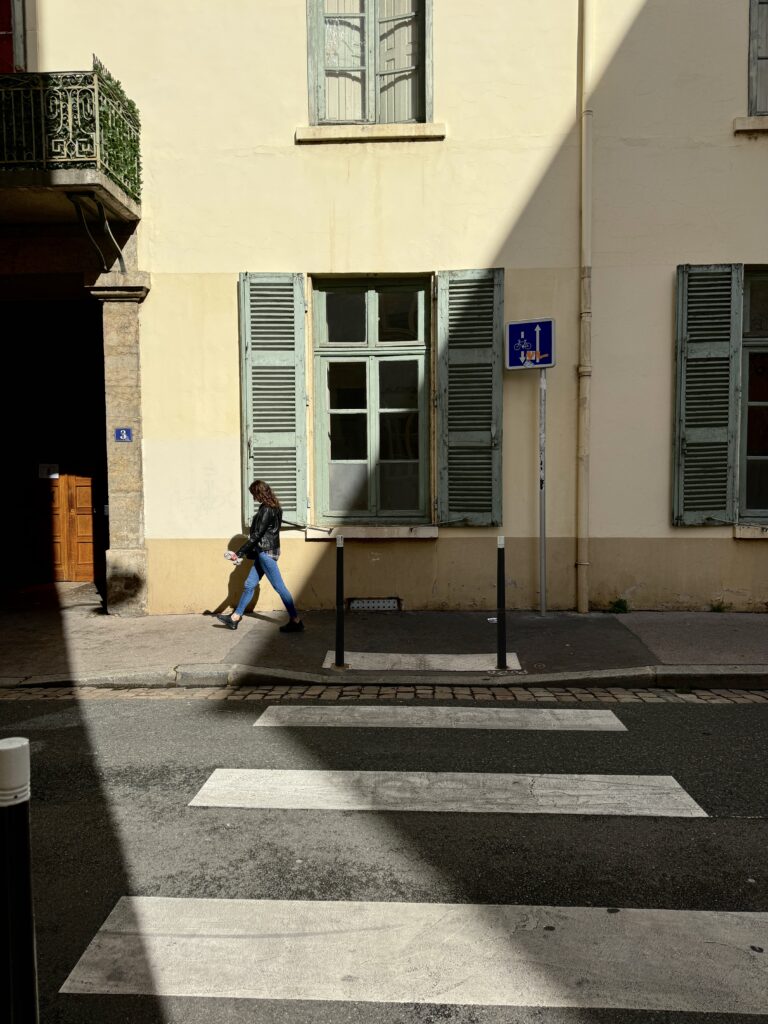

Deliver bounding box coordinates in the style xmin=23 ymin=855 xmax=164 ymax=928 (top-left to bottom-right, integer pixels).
xmin=2 ymin=696 xmax=767 ymax=1024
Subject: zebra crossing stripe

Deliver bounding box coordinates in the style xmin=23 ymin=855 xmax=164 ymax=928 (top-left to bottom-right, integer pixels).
xmin=60 ymin=896 xmax=768 ymax=1013
xmin=189 ymin=769 xmax=706 ymax=816
xmin=254 ymin=706 xmax=627 ymax=730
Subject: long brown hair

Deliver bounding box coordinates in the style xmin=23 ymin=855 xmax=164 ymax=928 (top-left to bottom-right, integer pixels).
xmin=250 ymin=479 xmax=281 ymax=508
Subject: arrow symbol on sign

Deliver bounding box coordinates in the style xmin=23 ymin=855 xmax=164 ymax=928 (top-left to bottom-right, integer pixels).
xmin=534 ymin=324 xmax=541 ymax=362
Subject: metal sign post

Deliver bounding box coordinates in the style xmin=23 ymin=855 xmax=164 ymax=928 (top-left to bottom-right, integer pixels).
xmin=538 ymin=369 xmax=547 ymax=616
xmin=505 ymin=319 xmax=555 ymax=617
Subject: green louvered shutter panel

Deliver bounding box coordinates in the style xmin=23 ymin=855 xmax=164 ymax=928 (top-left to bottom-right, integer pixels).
xmin=436 ymin=269 xmax=503 ymax=526
xmin=239 ymin=273 xmax=307 ymax=526
xmin=673 ymin=264 xmax=742 ymax=526
xmin=377 ymin=0 xmax=424 ymax=124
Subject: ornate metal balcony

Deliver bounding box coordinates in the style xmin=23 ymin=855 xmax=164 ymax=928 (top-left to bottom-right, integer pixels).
xmin=0 ymin=56 xmax=141 ymax=213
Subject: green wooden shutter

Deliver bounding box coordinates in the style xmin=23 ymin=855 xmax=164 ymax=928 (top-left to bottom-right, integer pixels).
xmin=673 ymin=264 xmax=743 ymax=526
xmin=239 ymin=273 xmax=307 ymax=526
xmin=436 ymin=269 xmax=503 ymax=526
xmin=377 ymin=0 xmax=423 ymax=124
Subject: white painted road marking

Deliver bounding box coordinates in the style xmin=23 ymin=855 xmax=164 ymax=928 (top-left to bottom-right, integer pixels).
xmin=189 ymin=769 xmax=706 ymax=816
xmin=321 ymin=651 xmax=522 ymax=671
xmin=255 ymin=706 xmax=627 ymax=730
xmin=61 ymin=896 xmax=768 ymax=1013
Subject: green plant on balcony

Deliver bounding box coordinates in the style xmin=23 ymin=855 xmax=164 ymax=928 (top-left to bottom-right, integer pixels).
xmin=0 ymin=55 xmax=141 ymax=202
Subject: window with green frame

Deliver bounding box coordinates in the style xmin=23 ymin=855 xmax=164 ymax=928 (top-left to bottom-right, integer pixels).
xmin=749 ymin=0 xmax=768 ymax=115
xmin=239 ymin=269 xmax=503 ymax=530
xmin=673 ymin=265 xmax=768 ymax=525
xmin=307 ymin=0 xmax=431 ymax=125
xmin=313 ymin=279 xmax=430 ymax=521
xmin=741 ymin=273 xmax=768 ymax=516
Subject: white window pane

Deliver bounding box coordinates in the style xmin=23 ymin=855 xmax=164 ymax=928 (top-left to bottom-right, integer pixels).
xmin=325 ymin=16 xmax=364 ymax=68
xmin=330 ymin=463 xmax=369 ymax=511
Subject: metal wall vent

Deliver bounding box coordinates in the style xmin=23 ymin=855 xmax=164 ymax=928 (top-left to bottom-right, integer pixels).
xmin=348 ymin=598 xmax=401 ymax=611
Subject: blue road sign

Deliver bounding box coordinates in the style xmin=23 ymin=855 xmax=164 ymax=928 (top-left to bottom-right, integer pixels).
xmin=506 ymin=319 xmax=555 ymax=369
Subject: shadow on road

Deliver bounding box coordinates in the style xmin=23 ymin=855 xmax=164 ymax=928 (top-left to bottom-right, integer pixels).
xmin=0 ymin=584 xmax=165 ymax=1024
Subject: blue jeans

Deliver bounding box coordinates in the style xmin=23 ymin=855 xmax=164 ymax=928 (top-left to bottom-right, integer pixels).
xmin=234 ymin=551 xmax=298 ymax=619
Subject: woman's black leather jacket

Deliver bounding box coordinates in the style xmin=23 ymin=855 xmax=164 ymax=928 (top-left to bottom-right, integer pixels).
xmin=237 ymin=504 xmax=282 ymax=559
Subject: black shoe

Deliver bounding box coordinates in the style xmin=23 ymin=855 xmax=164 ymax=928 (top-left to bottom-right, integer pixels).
xmin=216 ymin=614 xmax=239 ymax=630
xmin=279 ymin=619 xmax=304 ymax=633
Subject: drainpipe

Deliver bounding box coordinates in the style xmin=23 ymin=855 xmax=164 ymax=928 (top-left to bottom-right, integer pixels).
xmin=577 ymin=0 xmax=594 ymax=613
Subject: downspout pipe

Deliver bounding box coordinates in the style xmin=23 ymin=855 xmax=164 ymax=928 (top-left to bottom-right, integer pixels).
xmin=577 ymin=0 xmax=593 ymax=613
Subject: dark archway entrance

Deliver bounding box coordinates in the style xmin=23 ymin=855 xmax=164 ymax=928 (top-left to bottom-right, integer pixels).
xmin=2 ymin=277 xmax=108 ymax=593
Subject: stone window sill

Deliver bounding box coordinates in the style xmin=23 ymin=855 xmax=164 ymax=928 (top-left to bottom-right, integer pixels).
xmin=295 ymin=123 xmax=446 ymax=145
xmin=733 ymin=524 xmax=768 ymax=539
xmin=305 ymin=525 xmax=438 ymax=541
xmin=733 ymin=116 xmax=768 ymax=134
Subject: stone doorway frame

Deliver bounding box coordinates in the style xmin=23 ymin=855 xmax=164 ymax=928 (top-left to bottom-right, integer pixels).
xmin=88 ymin=271 xmax=150 ymax=615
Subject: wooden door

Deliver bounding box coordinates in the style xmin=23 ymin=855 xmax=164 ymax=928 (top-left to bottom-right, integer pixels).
xmin=50 ymin=475 xmax=94 ymax=582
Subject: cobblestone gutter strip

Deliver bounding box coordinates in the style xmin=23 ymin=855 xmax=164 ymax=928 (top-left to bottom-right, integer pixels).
xmin=0 ymin=686 xmax=767 ymax=704
xmin=1 ymin=663 xmax=767 ymax=691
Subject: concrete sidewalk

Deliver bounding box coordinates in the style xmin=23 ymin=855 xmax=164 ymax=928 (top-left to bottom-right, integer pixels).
xmin=1 ymin=583 xmax=767 ymax=690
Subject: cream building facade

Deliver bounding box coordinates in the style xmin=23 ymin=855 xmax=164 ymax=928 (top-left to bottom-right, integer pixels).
xmin=2 ymin=1 xmax=767 ymax=615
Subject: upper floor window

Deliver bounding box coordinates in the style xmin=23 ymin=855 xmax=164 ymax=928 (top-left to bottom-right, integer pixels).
xmin=750 ymin=0 xmax=768 ymax=115
xmin=307 ymin=0 xmax=431 ymax=125
xmin=0 ymin=0 xmax=25 ymax=73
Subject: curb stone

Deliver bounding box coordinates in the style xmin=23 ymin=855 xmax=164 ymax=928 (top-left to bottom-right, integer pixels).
xmin=0 ymin=663 xmax=767 ymax=690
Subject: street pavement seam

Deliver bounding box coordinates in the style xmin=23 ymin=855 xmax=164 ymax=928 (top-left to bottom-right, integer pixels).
xmin=1 ymin=686 xmax=767 ymax=703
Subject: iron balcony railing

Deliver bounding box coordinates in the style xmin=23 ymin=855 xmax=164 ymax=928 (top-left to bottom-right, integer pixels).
xmin=0 ymin=56 xmax=141 ymax=202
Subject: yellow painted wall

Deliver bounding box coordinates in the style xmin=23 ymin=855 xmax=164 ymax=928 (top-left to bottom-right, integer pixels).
xmin=31 ymin=1 xmax=768 ymax=610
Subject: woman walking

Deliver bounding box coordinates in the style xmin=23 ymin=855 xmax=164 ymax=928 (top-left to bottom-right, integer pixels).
xmin=217 ymin=480 xmax=304 ymax=632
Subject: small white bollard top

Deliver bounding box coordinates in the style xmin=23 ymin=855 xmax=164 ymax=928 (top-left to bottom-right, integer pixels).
xmin=0 ymin=737 xmax=31 ymax=806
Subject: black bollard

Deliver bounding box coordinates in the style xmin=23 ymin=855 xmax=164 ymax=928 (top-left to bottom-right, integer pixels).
xmin=0 ymin=737 xmax=39 ymax=1024
xmin=496 ymin=536 xmax=507 ymax=670
xmin=335 ymin=536 xmax=345 ymax=668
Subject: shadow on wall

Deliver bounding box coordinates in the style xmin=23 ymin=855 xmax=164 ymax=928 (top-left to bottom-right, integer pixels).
xmin=222 ymin=0 xmax=763 ymax=629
